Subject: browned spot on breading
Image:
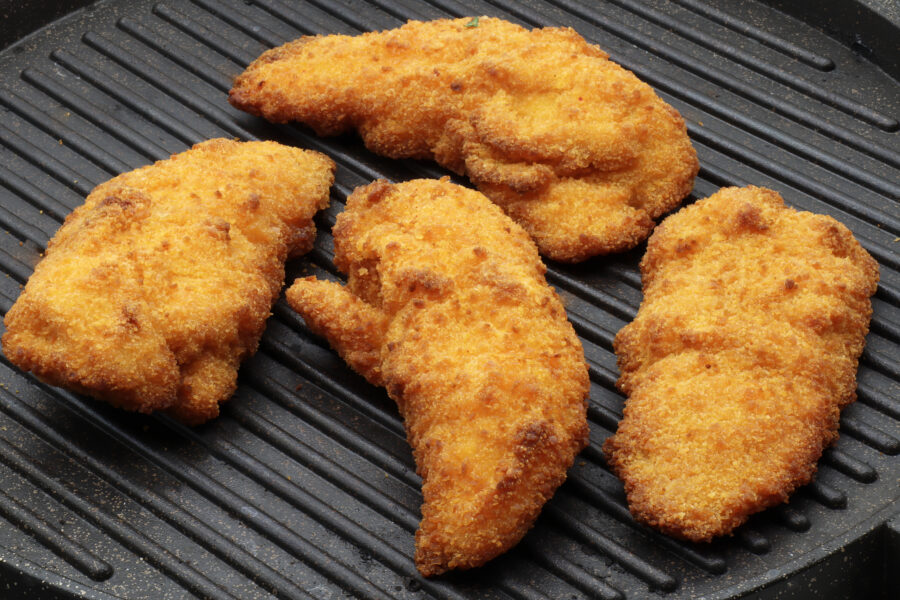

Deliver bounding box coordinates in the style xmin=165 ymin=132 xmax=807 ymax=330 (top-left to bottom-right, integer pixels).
xmin=734 ymin=203 xmax=769 ymax=233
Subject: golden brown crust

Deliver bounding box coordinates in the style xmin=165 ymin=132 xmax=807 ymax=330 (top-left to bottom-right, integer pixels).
xmin=603 ymin=186 xmax=879 ymax=541
xmin=229 ymin=17 xmax=698 ymax=262
xmin=286 ymin=178 xmax=589 ymax=575
xmin=2 ymin=139 xmax=335 ymax=425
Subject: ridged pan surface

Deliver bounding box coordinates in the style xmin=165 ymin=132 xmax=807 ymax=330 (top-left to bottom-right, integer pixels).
xmin=0 ymin=1 xmax=897 ymax=599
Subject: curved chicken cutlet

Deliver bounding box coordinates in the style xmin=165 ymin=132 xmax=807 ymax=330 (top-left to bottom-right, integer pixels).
xmin=603 ymin=186 xmax=879 ymax=542
xmin=229 ymin=17 xmax=698 ymax=263
xmin=286 ymin=178 xmax=589 ymax=575
xmin=2 ymin=139 xmax=334 ymax=425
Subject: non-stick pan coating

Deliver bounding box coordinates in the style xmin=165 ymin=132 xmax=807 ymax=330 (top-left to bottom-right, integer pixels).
xmin=0 ymin=1 xmax=897 ymax=598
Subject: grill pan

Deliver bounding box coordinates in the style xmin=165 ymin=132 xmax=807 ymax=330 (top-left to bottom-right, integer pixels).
xmin=0 ymin=1 xmax=898 ymax=598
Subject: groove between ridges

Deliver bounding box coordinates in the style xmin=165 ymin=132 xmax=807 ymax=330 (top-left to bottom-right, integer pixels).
xmin=242 ymin=364 xmax=416 ymax=490
xmin=213 ymin=369 xmax=653 ymax=600
xmin=464 ymin=0 xmax=900 ymax=169
xmin=259 ymin=322 xmax=410 ymax=441
xmin=152 ymin=3 xmax=257 ymax=65
xmin=0 ymin=245 xmax=40 ymax=285
xmin=187 ymin=0 xmax=900 ymax=202
xmin=29 ymin=382 xmax=402 ymax=600
xmin=369 ymin=0 xmax=443 ymax=23
xmin=0 ymin=405 xmax=243 ymax=600
xmin=140 ymin=0 xmax=900 ymax=244
xmin=821 ymin=448 xmax=878 ymax=483
xmin=668 ymin=0 xmax=835 ymax=70
xmin=0 ymin=3 xmax=895 ymax=597
xmin=520 ymin=535 xmax=626 ymax=600
xmin=189 ymin=0 xmax=287 ymax=47
xmin=597 ymin=0 xmax=897 ymax=131
xmin=545 ymin=503 xmax=679 ymax=592
xmin=0 ymin=382 xmax=316 ymax=599
xmin=587 ymin=362 xmax=620 ymax=394
xmin=564 ymin=476 xmax=729 ymax=575
xmin=856 ymin=381 xmax=900 ymax=421
xmin=0 ymin=199 xmax=51 ymax=249
xmin=227 ymin=401 xmax=421 ymax=530
xmin=0 ymin=345 xmax=626 ymax=600
xmin=546 ymin=269 xmax=638 ymax=322
xmin=0 ymin=484 xmax=113 ymax=580
xmin=840 ymin=415 xmax=900 ymax=455
xmin=21 ymin=68 xmax=172 ymax=161
xmin=0 ymin=162 xmax=71 ymax=223
xmin=0 ymin=88 xmax=130 ymax=175
xmin=775 ymin=505 xmax=811 ymax=532
xmin=567 ymin=312 xmax=616 ymax=353
xmin=737 ymin=529 xmax=771 ymax=554
xmin=49 ymin=49 xmax=207 ymax=146
xmin=249 ymin=0 xmax=340 ymax=36
xmin=870 ymin=303 xmax=900 ymax=345
xmin=0 ymin=120 xmax=98 ymax=196
xmin=806 ymin=480 xmax=847 ymax=509
xmin=154 ymin=418 xmax=477 ymax=600
xmin=862 ymin=344 xmax=900 ymax=383
xmin=79 ymin=31 xmax=248 ymax=140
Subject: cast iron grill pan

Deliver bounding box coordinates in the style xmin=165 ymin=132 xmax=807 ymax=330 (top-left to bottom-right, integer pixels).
xmin=0 ymin=1 xmax=897 ymax=598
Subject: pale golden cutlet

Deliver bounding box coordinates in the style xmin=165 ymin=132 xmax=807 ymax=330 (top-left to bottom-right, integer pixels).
xmin=603 ymin=186 xmax=879 ymax=542
xmin=2 ymin=138 xmax=335 ymax=425
xmin=286 ymin=178 xmax=590 ymax=575
xmin=229 ymin=17 xmax=698 ymax=263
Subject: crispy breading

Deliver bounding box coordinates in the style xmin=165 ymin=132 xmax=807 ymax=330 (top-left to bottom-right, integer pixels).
xmin=603 ymin=186 xmax=879 ymax=541
xmin=2 ymin=139 xmax=334 ymax=425
xmin=229 ymin=17 xmax=698 ymax=263
xmin=285 ymin=178 xmax=589 ymax=575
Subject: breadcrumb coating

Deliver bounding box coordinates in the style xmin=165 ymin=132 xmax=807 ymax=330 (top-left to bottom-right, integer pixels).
xmin=603 ymin=186 xmax=879 ymax=541
xmin=229 ymin=17 xmax=698 ymax=263
xmin=286 ymin=178 xmax=589 ymax=575
xmin=2 ymin=139 xmax=334 ymax=424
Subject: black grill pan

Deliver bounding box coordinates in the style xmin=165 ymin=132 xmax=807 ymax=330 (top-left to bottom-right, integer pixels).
xmin=0 ymin=1 xmax=898 ymax=599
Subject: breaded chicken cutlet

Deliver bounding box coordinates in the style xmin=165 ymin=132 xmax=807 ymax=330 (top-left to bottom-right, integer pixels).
xmin=286 ymin=178 xmax=589 ymax=575
xmin=2 ymin=139 xmax=335 ymax=425
xmin=603 ymin=186 xmax=879 ymax=542
xmin=229 ymin=17 xmax=698 ymax=263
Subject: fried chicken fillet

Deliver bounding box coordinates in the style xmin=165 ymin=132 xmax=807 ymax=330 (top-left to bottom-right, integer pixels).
xmin=286 ymin=178 xmax=589 ymax=575
xmin=229 ymin=17 xmax=698 ymax=263
xmin=2 ymin=139 xmax=334 ymax=425
xmin=603 ymin=186 xmax=879 ymax=541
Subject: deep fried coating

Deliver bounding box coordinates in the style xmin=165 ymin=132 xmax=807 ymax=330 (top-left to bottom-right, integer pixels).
xmin=286 ymin=178 xmax=589 ymax=575
xmin=2 ymin=139 xmax=334 ymax=425
xmin=229 ymin=17 xmax=698 ymax=263
xmin=603 ymin=186 xmax=879 ymax=541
